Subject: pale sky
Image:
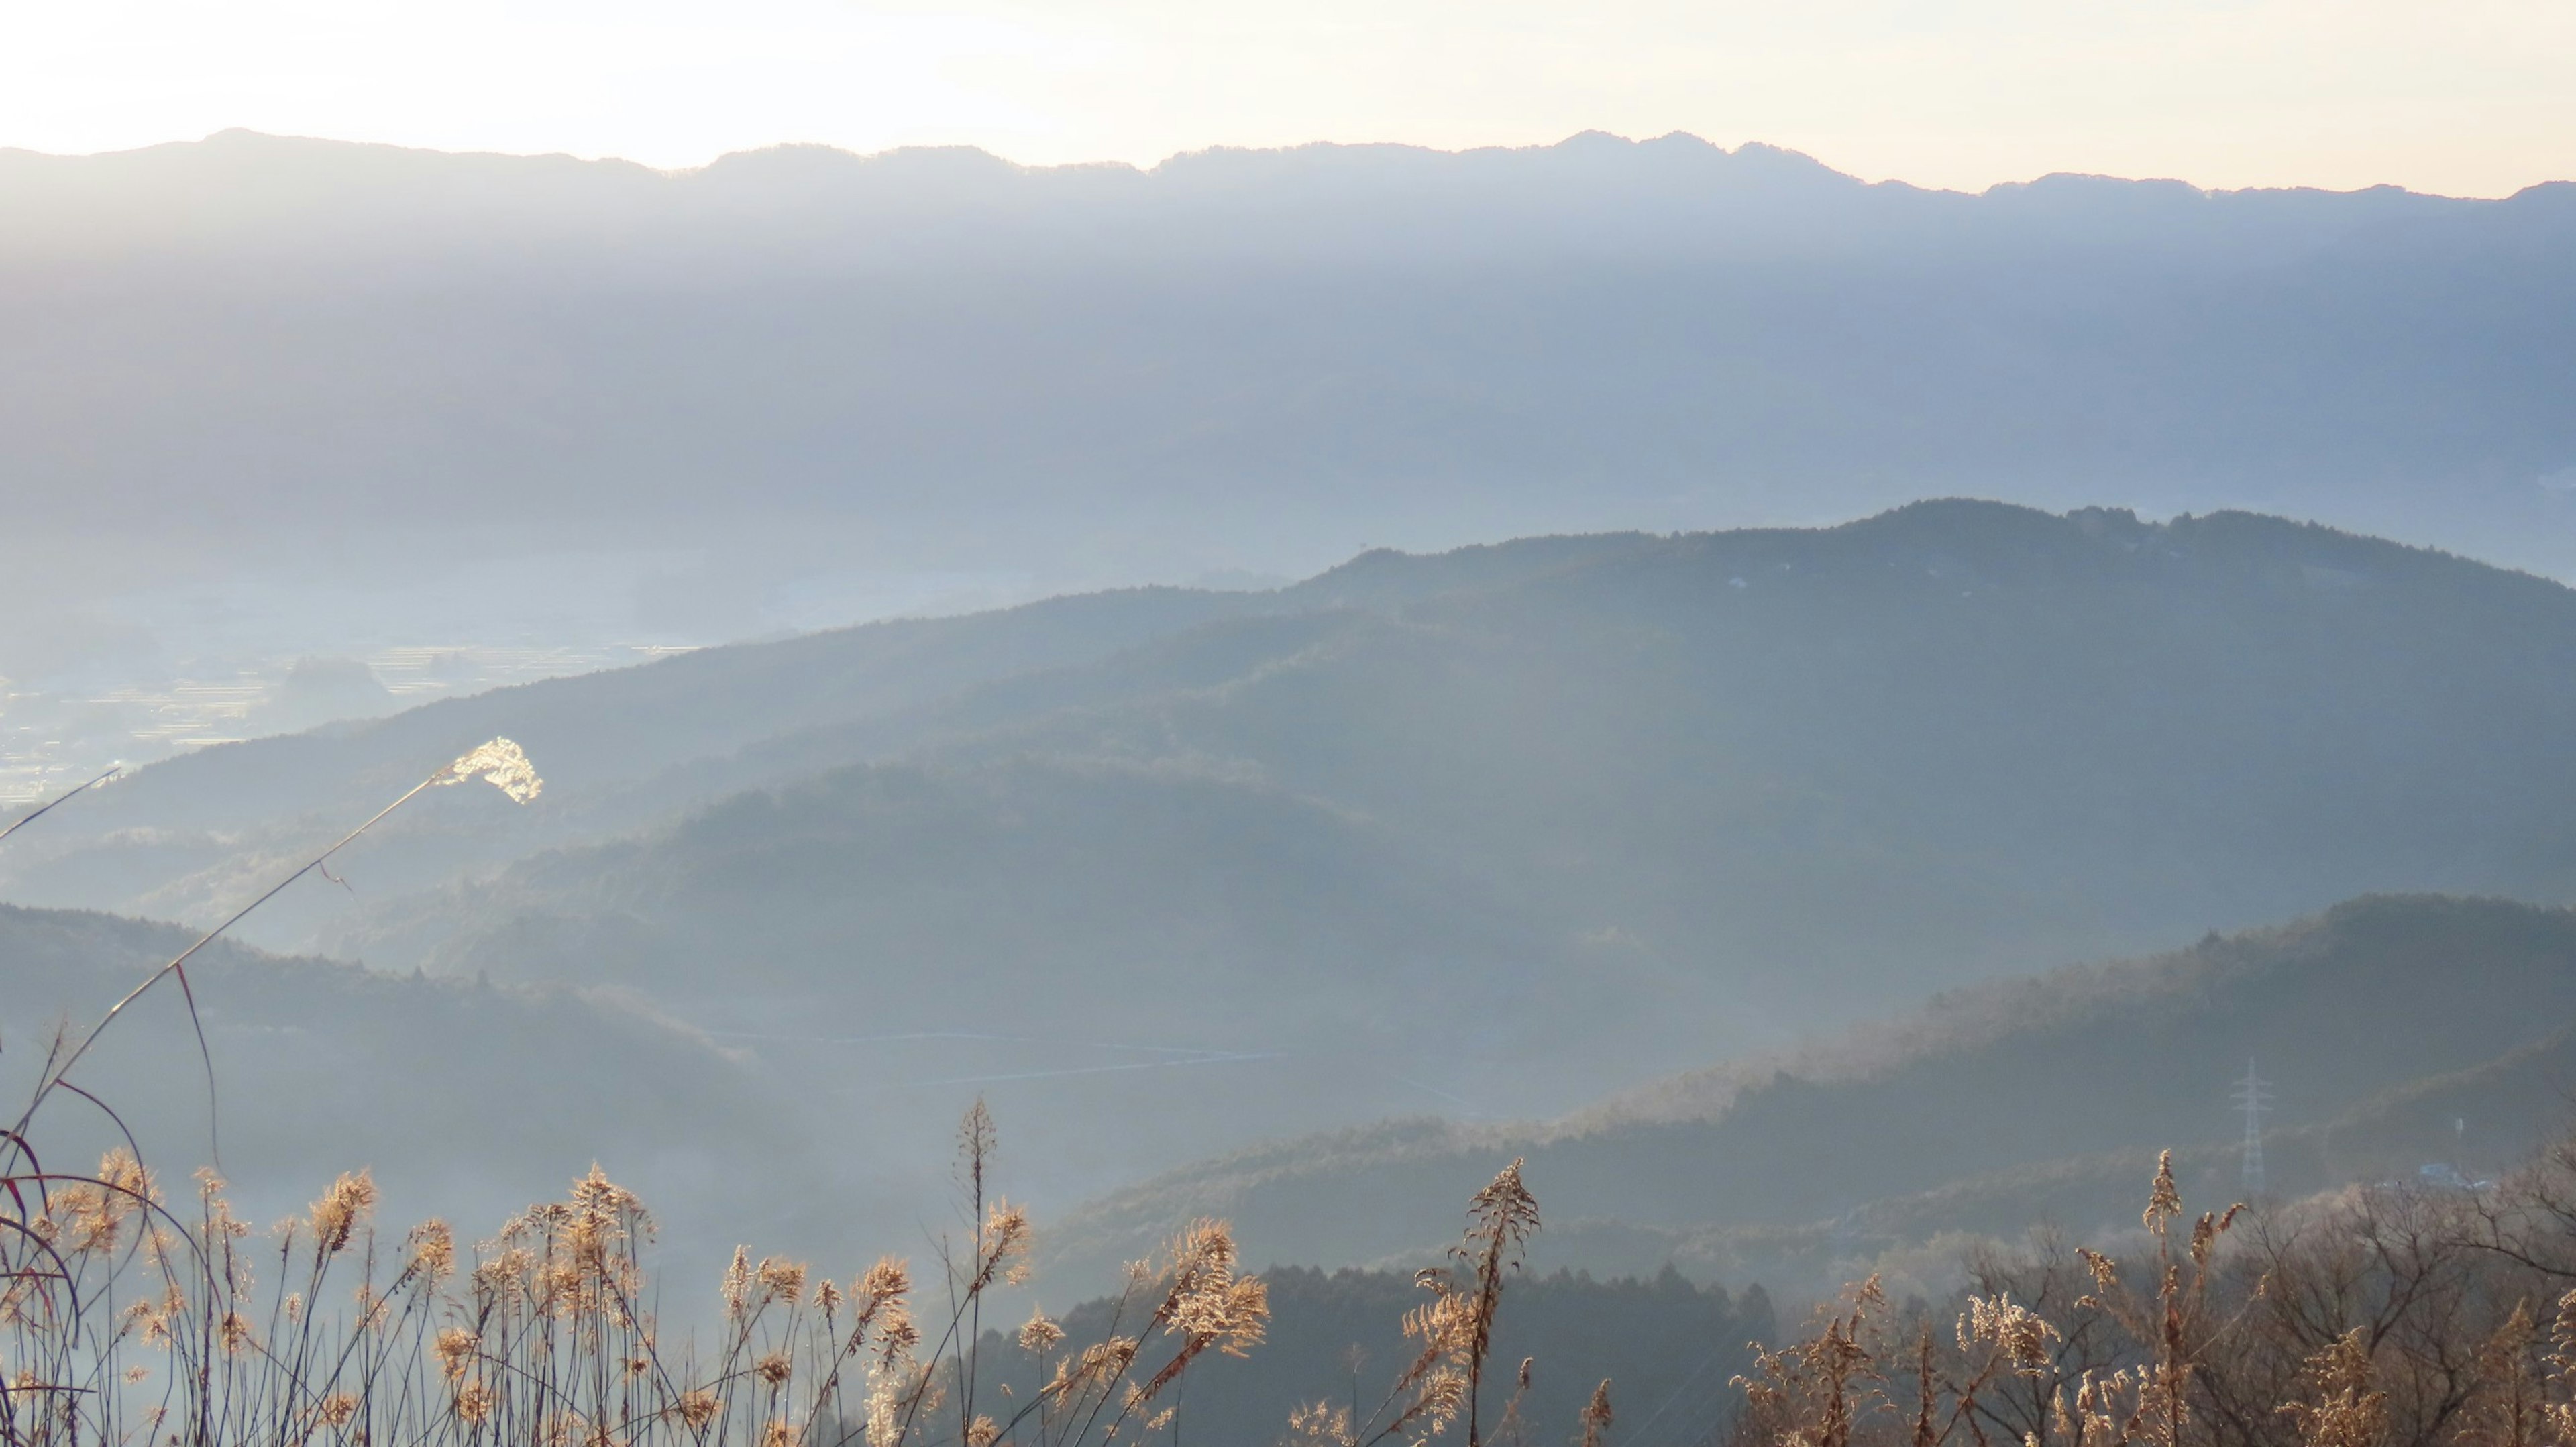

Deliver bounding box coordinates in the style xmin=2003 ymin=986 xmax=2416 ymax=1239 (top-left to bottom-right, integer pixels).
xmin=3 ymin=0 xmax=2572 ymax=197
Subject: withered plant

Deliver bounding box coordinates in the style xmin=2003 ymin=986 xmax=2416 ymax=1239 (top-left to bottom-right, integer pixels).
xmin=0 ymin=744 xmax=1263 ymax=1447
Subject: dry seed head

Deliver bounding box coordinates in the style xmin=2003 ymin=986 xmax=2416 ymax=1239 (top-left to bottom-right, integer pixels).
xmin=757 ymin=1351 xmax=794 ymax=1387
xmin=758 ymin=1258 xmax=808 ymax=1303
xmin=2192 ymin=1204 xmax=2244 ymax=1267
xmin=570 ymin=1164 xmax=645 ymax=1223
xmin=957 ymin=1097 xmax=998 ymax=1191
xmin=409 ymin=1220 xmax=456 ymax=1282
xmin=859 ymin=1256 xmax=911 ymax=1303
xmin=435 ymin=738 xmax=544 ymax=804
xmin=1020 ymin=1308 xmax=1065 ymax=1355
xmin=723 ymin=1246 xmax=753 ymax=1317
xmin=1960 ymin=1294 xmax=2061 ymax=1373
xmin=2144 ymin=1152 xmax=2182 ymax=1233
xmin=99 ymin=1149 xmax=154 ymax=1207
xmin=1467 ymin=1159 xmax=1542 ymax=1249
xmin=2280 ymin=1329 xmax=2385 ymax=1447
xmin=123 ymin=1365 xmax=150 ymax=1385
xmin=1173 ymin=1273 xmax=1269 ymax=1359
xmin=864 ymin=1368 xmax=907 ymax=1447
xmin=480 ymin=1245 xmax=539 ymax=1301
xmin=1419 ymin=1369 xmax=1469 ymax=1432
xmin=436 ymin=1326 xmax=478 ymax=1379
xmin=764 ymin=1422 xmax=797 ymax=1447
xmin=676 ymin=1391 xmax=720 ymax=1430
xmin=877 ymin=1309 xmax=922 ymax=1369
xmin=1579 ymin=1379 xmax=1615 ymax=1447
xmin=321 ymin=1393 xmax=360 ymax=1427
xmin=976 ymin=1201 xmax=1032 ymax=1291
xmin=1403 ymin=1289 xmax=1476 ymax=1360
xmin=310 ymin=1169 xmax=378 ymax=1256
xmin=455 ymin=1383 xmax=496 ymax=1426
xmin=967 ymin=1415 xmax=1001 ymax=1447
xmin=1288 ymin=1402 xmax=1354 ymax=1447
xmin=1072 ymin=1336 xmax=1142 ymax=1391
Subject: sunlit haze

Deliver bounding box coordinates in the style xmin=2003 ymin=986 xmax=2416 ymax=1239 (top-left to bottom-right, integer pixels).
xmin=6 ymin=0 xmax=2573 ymax=193
xmin=11 ymin=3 xmax=2576 ymax=1431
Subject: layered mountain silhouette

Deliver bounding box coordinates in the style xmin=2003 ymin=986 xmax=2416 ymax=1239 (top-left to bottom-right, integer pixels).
xmin=16 ymin=502 xmax=2576 ymax=1260
xmin=0 ymin=904 xmax=857 ymax=1277
xmin=4 ymin=130 xmax=2575 ymax=676
xmin=1048 ymin=894 xmax=2576 ymax=1298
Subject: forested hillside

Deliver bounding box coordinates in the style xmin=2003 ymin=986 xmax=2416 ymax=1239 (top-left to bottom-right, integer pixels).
xmin=20 ymin=504 xmax=2576 ymax=1281
xmin=0 ymin=903 xmax=852 ymax=1273
xmin=1045 ymin=895 xmax=2576 ymax=1295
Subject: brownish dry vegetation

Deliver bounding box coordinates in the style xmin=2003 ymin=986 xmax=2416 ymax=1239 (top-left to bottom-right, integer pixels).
xmin=0 ymin=743 xmax=1273 ymax=1447
xmin=1736 ymin=1142 xmax=2576 ymax=1447
xmin=0 ymin=740 xmax=1589 ymax=1447
xmin=1 ymin=1106 xmax=1266 ymax=1447
xmin=19 ymin=739 xmax=2576 ymax=1447
xmin=1 ymin=1091 xmax=1574 ymax=1447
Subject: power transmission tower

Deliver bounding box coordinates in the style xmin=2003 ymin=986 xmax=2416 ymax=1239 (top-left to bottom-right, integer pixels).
xmin=2232 ymin=1059 xmax=2273 ymax=1197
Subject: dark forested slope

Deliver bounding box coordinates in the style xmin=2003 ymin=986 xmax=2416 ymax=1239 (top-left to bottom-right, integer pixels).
xmin=1044 ymin=896 xmax=2576 ymax=1291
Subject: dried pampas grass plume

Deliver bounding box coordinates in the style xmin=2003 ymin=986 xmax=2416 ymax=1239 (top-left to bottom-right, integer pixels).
xmin=15 ymin=736 xmax=547 ymax=1165
xmin=434 ymin=737 xmax=544 ymax=804
xmin=1020 ymin=1308 xmax=1065 ymax=1355
xmin=1578 ymin=1379 xmax=1615 ymax=1447
xmin=311 ymin=1169 xmax=378 ymax=1257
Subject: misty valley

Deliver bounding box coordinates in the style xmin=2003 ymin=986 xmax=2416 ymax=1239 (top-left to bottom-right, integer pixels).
xmin=7 ymin=129 xmax=2576 ymax=1447
xmin=17 ymin=498 xmax=2576 ymax=1446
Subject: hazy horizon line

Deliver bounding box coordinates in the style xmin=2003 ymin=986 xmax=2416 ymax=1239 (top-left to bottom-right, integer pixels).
xmin=9 ymin=125 xmax=2565 ymax=204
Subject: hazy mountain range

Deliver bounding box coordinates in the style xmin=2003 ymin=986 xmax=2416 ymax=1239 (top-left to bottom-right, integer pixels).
xmin=3 ymin=129 xmax=2573 ymax=706
xmin=13 ymin=502 xmax=2576 ymax=1294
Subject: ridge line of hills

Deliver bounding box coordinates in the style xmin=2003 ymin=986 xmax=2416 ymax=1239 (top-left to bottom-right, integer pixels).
xmin=17 ymin=501 xmax=2576 ymax=1296
xmin=11 ymin=127 xmax=2562 ymax=206
xmin=6 ymin=126 xmax=2573 ymax=626
xmin=1043 ymin=894 xmax=2576 ymax=1298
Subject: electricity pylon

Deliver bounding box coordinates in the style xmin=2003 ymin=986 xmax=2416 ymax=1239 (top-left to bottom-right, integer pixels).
xmin=2232 ymin=1059 xmax=2273 ymax=1197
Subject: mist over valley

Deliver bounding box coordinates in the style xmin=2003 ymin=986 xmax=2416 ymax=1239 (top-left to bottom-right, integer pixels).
xmin=7 ymin=113 xmax=2576 ymax=1447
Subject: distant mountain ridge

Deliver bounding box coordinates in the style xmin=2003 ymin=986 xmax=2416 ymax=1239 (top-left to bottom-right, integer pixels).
xmin=4 ymin=128 xmax=2572 ymax=673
